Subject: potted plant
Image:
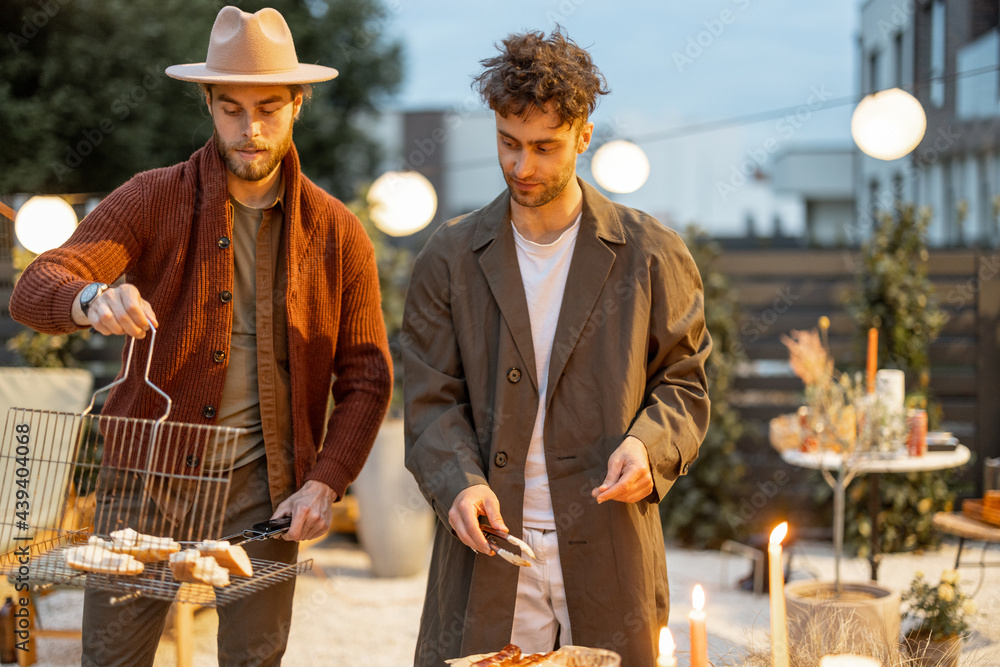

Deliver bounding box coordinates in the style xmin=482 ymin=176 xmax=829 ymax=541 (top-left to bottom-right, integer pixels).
xmin=779 ymin=327 xmax=902 ymax=652
xmin=901 ymin=569 xmax=976 ymax=666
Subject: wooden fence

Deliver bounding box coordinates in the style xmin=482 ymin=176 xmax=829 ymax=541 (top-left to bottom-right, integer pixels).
xmin=724 ymin=248 xmax=1000 ymax=517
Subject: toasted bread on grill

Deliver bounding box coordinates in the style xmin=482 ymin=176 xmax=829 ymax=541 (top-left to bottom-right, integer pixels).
xmin=169 ymin=550 xmax=231 ymax=587
xmin=195 ymin=540 xmax=253 ymax=577
xmin=65 ymin=537 xmax=144 ymax=575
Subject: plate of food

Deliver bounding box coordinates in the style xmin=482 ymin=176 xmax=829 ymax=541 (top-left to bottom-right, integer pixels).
xmin=447 ymin=644 xmax=620 ymax=666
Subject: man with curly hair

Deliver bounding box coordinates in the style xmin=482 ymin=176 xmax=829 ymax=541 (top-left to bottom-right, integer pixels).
xmin=402 ymin=28 xmax=711 ymax=665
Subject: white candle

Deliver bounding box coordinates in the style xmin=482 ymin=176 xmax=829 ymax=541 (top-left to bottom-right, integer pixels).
xmin=656 ymin=627 xmax=676 ymax=667
xmin=769 ymin=522 xmax=790 ymax=667
xmin=688 ymin=585 xmax=708 ymax=667
xmin=819 ymin=655 xmax=881 ymax=667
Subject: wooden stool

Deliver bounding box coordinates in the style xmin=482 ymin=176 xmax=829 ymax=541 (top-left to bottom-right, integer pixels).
xmin=931 ymin=512 xmax=1000 ymax=595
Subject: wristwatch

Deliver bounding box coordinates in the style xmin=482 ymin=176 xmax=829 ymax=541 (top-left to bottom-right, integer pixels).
xmin=79 ymin=282 xmax=109 ymax=317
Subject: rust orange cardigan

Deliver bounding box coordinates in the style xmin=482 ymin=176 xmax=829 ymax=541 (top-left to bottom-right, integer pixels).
xmin=9 ymin=140 xmax=392 ymax=498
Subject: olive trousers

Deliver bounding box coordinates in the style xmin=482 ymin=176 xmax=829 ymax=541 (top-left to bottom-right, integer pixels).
xmin=81 ymin=456 xmax=298 ymax=667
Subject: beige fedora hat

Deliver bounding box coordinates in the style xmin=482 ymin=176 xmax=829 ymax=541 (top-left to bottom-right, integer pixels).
xmin=165 ymin=6 xmax=338 ymax=85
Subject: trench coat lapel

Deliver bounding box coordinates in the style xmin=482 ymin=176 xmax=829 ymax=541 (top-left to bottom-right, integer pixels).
xmin=545 ymin=180 xmax=625 ymax=407
xmin=474 ymin=192 xmax=539 ymax=392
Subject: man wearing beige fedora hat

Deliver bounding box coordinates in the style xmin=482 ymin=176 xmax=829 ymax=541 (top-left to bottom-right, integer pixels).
xmin=10 ymin=6 xmax=392 ymax=666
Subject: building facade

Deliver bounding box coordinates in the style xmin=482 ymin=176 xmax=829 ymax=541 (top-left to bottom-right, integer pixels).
xmin=858 ymin=0 xmax=1000 ymax=246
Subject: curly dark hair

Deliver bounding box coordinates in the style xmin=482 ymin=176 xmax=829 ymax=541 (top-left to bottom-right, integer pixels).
xmin=473 ymin=28 xmax=609 ymax=125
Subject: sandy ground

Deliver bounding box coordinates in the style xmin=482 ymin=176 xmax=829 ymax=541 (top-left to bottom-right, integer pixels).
xmin=13 ymin=534 xmax=1000 ymax=666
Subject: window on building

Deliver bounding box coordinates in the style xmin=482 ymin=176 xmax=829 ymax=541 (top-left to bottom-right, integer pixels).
xmin=976 ymin=153 xmax=993 ymax=245
xmin=893 ymin=32 xmax=904 ymax=88
xmin=930 ymin=0 xmax=946 ymax=107
xmin=970 ymin=0 xmax=999 ymax=40
xmin=869 ymin=178 xmax=882 ymax=225
xmin=869 ymin=49 xmax=881 ymax=93
xmin=942 ymin=158 xmax=956 ymax=245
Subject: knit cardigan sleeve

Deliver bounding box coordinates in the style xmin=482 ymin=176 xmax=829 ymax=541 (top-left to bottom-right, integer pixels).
xmin=304 ymin=212 xmax=393 ymax=495
xmin=9 ymin=177 xmax=147 ymax=334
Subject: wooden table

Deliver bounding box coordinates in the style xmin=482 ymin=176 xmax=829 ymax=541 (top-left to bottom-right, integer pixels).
xmin=780 ymin=445 xmax=971 ymax=581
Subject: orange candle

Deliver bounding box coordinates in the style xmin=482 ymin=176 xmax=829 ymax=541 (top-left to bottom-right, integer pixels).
xmin=657 ymin=627 xmax=677 ymax=667
xmin=689 ymin=585 xmax=708 ymax=667
xmin=769 ymin=523 xmax=790 ymax=667
xmin=866 ymin=327 xmax=878 ymax=394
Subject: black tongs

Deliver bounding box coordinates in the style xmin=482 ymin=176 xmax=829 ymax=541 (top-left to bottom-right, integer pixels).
xmin=220 ymin=516 xmax=292 ymax=546
xmin=478 ymin=517 xmax=537 ymax=567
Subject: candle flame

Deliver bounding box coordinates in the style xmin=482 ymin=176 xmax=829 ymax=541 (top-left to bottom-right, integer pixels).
xmin=692 ymin=584 xmax=705 ymax=611
xmin=770 ymin=521 xmax=788 ymax=545
xmin=658 ymin=627 xmax=675 ymax=656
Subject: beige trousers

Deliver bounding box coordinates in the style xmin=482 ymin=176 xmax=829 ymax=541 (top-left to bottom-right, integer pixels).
xmin=509 ymin=527 xmax=573 ymax=653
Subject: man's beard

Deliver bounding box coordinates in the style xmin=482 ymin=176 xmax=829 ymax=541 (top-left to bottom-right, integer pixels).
xmin=502 ymin=158 xmax=577 ymax=208
xmin=214 ymin=123 xmax=294 ymax=182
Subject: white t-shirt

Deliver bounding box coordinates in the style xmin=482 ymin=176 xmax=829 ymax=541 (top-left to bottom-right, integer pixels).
xmin=512 ymin=213 xmax=582 ymax=530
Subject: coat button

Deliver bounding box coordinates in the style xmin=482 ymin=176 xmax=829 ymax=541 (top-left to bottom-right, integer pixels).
xmin=494 ymin=451 xmax=508 ymax=468
xmin=506 ymin=367 xmax=521 ymax=384
xmin=185 ymin=455 xmax=200 ymax=467
xmin=217 ymin=236 xmax=231 ymax=249
xmin=213 ymin=350 xmax=226 ymax=363
xmin=219 ymin=290 xmax=232 ymax=303
xmin=681 ymin=462 xmax=691 ymax=474
xmin=203 ymin=405 xmax=216 ymax=419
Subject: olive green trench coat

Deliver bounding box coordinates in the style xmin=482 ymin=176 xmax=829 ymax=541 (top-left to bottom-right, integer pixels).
xmin=402 ymin=180 xmax=711 ymax=667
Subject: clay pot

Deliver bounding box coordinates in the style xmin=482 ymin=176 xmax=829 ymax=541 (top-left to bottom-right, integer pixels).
xmin=353 ymin=419 xmax=435 ymax=577
xmin=785 ymin=580 xmax=901 ymax=656
xmin=903 ymin=632 xmax=962 ymax=667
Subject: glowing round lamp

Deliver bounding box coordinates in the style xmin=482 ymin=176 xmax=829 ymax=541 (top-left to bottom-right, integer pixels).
xmin=367 ymin=171 xmax=437 ymax=237
xmin=851 ymin=88 xmax=926 ymax=161
xmin=591 ymin=140 xmax=650 ymax=194
xmin=14 ymin=196 xmax=78 ymax=254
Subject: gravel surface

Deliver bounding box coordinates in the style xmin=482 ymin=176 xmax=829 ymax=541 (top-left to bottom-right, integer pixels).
xmin=9 ymin=534 xmax=999 ymax=666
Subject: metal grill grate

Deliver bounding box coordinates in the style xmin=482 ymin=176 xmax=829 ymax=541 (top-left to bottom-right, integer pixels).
xmin=0 ymin=333 xmax=313 ymax=607
xmin=1 ymin=533 xmax=312 ymax=607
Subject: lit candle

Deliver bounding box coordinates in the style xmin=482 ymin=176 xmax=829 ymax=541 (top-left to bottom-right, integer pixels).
xmin=866 ymin=327 xmax=878 ymax=394
xmin=819 ymin=656 xmax=881 ymax=667
xmin=688 ymin=585 xmax=708 ymax=667
xmin=657 ymin=627 xmax=676 ymax=667
xmin=769 ymin=522 xmax=790 ymax=667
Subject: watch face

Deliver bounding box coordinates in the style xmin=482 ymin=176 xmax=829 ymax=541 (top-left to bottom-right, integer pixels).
xmin=80 ymin=283 xmax=99 ymax=304
xmin=80 ymin=283 xmax=107 ymax=314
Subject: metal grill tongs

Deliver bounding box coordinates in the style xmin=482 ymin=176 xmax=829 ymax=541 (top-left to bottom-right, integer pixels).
xmin=478 ymin=517 xmax=537 ymax=567
xmin=221 ymin=516 xmax=293 ymax=546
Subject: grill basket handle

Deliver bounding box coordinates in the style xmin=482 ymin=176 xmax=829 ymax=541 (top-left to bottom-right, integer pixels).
xmin=80 ymin=326 xmax=172 ymax=422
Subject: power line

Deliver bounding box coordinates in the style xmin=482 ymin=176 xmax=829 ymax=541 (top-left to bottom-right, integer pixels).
xmin=446 ymin=63 xmax=1000 ymax=171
